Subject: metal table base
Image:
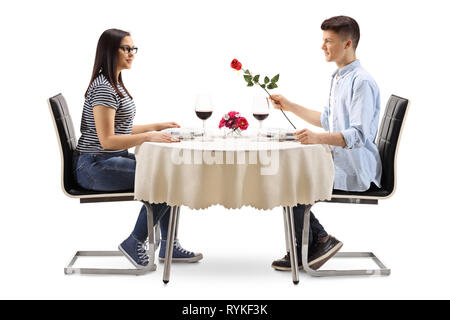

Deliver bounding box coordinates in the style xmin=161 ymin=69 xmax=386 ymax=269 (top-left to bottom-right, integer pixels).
xmin=162 ymin=204 xmax=390 ymax=284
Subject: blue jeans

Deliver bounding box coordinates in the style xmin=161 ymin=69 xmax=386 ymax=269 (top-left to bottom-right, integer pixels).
xmin=73 ymin=150 xmax=170 ymax=242
xmin=293 ymin=204 xmax=328 ymax=248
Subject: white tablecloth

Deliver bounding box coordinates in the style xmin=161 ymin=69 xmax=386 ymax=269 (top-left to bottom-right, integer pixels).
xmin=134 ymin=137 xmax=334 ymax=210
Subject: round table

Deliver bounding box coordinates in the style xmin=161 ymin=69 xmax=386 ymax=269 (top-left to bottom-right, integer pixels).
xmin=134 ymin=135 xmax=335 ymax=284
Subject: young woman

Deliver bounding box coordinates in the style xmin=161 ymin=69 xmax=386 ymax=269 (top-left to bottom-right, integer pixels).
xmin=73 ymin=28 xmax=202 ymax=268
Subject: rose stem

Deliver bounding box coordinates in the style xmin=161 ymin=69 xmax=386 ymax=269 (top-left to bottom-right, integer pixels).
xmin=259 ymin=83 xmax=297 ymax=130
xmin=244 ymin=68 xmax=296 ymax=130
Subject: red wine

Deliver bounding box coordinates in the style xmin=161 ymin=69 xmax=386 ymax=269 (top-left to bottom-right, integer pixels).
xmin=196 ymin=110 xmax=213 ymax=120
xmin=253 ymin=113 xmax=269 ymax=121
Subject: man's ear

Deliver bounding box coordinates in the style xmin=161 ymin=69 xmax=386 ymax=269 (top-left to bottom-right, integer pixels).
xmin=345 ymin=39 xmax=353 ymax=49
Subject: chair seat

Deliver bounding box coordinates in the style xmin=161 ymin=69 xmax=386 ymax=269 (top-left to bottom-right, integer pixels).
xmin=67 ymin=188 xmax=134 ymax=196
xmin=332 ymin=184 xmax=391 ymax=198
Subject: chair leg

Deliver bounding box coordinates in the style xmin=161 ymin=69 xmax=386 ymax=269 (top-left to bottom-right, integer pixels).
xmin=64 ymin=201 xmax=158 ymax=276
xmin=143 ymin=201 xmax=157 ymax=269
xmin=175 ymin=206 xmax=180 ymax=239
xmin=64 ymin=251 xmax=156 ymax=275
xmin=300 ymin=205 xmax=391 ymax=276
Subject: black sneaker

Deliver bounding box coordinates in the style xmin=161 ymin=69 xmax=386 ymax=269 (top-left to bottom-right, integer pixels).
xmin=271 ymin=251 xmax=305 ymax=271
xmin=307 ymin=235 xmax=343 ymax=270
xmin=271 ymin=236 xmax=343 ymax=271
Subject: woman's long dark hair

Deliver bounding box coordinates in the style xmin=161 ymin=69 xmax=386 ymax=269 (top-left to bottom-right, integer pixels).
xmin=85 ymin=28 xmax=133 ymax=99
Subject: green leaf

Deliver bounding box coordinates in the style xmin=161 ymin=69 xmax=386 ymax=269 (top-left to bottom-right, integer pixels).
xmin=260 ymin=84 xmax=266 ymax=89
xmin=264 ymin=76 xmax=270 ymax=84
xmin=244 ymin=75 xmax=252 ymax=82
xmin=271 ymin=74 xmax=280 ymax=83
xmin=247 ymin=82 xmax=254 ymax=87
xmin=272 ymin=83 xmax=278 ymax=88
xmin=253 ymin=75 xmax=260 ymax=83
xmin=267 ymin=83 xmax=274 ymax=90
xmin=244 ymin=69 xmax=250 ymax=75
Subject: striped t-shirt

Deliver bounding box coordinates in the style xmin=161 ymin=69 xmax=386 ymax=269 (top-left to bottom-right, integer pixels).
xmin=75 ymin=73 xmax=136 ymax=153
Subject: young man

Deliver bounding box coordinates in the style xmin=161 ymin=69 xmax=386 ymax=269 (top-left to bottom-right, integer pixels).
xmin=270 ymin=16 xmax=382 ymax=271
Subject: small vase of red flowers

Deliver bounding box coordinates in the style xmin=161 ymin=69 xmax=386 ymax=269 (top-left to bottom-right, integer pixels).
xmin=219 ymin=111 xmax=249 ymax=137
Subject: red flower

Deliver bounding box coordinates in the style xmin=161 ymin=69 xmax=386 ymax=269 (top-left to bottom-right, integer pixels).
xmin=226 ymin=119 xmax=236 ymax=129
xmin=220 ymin=110 xmax=248 ymax=132
xmin=228 ymin=111 xmax=239 ymax=118
xmin=230 ymin=59 xmax=242 ymax=71
xmin=237 ymin=117 xmax=248 ymax=130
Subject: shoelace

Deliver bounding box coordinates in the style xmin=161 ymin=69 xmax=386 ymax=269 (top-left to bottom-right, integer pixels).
xmin=136 ymin=241 xmax=149 ymax=264
xmin=173 ymin=239 xmax=193 ymax=256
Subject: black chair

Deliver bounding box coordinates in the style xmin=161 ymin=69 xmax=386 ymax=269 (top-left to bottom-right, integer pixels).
xmin=284 ymin=94 xmax=410 ymax=277
xmin=48 ymin=93 xmax=160 ymax=275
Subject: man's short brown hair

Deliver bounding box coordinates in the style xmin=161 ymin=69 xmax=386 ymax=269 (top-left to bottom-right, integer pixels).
xmin=321 ymin=16 xmax=360 ymax=50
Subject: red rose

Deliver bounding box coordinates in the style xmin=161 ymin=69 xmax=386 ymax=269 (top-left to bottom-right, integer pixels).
xmin=219 ymin=118 xmax=225 ymax=129
xmin=230 ymin=59 xmax=242 ymax=71
xmin=228 ymin=111 xmax=239 ymax=118
xmin=226 ymin=119 xmax=236 ymax=129
xmin=237 ymin=117 xmax=248 ymax=130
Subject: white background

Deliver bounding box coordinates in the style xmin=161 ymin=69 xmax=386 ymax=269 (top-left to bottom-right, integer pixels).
xmin=1 ymin=0 xmax=449 ymax=299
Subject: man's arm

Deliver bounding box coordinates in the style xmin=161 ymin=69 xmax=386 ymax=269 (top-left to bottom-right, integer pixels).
xmin=289 ymin=103 xmax=322 ymax=128
xmin=269 ymin=95 xmax=322 ymax=128
xmin=339 ymin=79 xmax=376 ymax=149
xmin=296 ymin=79 xmax=377 ymax=148
xmin=295 ymin=129 xmax=346 ymax=147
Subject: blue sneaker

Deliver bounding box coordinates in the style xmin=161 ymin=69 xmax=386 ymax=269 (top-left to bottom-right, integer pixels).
xmin=159 ymin=239 xmax=203 ymax=263
xmin=118 ymin=234 xmax=149 ymax=269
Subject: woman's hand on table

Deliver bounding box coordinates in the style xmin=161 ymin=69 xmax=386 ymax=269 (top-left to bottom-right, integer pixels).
xmin=156 ymin=122 xmax=180 ymax=131
xmin=145 ymin=132 xmax=180 ymax=143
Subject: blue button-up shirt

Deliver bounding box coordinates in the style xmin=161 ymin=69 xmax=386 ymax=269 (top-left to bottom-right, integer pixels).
xmin=320 ymin=60 xmax=382 ymax=191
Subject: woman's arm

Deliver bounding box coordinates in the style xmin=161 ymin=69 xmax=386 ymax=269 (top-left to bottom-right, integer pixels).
xmin=132 ymin=124 xmax=159 ymax=134
xmin=132 ymin=122 xmax=180 ymax=134
xmin=94 ymin=106 xmax=178 ymax=150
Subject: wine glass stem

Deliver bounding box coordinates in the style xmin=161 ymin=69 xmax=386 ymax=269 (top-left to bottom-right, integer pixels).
xmin=259 ymin=121 xmax=263 ymax=130
xmin=202 ymin=120 xmax=206 ymax=140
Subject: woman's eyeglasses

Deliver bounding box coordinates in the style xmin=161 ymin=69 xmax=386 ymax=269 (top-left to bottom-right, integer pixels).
xmin=119 ymin=46 xmax=138 ymax=54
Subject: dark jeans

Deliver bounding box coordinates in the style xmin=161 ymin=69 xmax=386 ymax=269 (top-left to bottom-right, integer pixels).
xmin=292 ymin=204 xmax=328 ymax=248
xmin=73 ymin=150 xmax=170 ymax=242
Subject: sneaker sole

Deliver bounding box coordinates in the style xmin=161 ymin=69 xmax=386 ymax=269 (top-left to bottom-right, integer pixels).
xmin=272 ymin=264 xmax=304 ymax=271
xmin=118 ymin=244 xmax=148 ymax=269
xmin=159 ymin=253 xmax=203 ymax=263
xmin=308 ymin=241 xmax=344 ymax=270
xmin=271 ymin=241 xmax=343 ymax=272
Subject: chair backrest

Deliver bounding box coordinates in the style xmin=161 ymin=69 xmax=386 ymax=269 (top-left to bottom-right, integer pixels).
xmin=48 ymin=93 xmax=78 ymax=194
xmin=376 ymin=94 xmax=409 ymax=195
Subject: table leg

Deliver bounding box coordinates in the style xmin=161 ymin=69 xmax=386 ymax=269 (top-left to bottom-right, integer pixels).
xmin=282 ymin=207 xmax=290 ymax=254
xmin=163 ymin=205 xmax=178 ymax=284
xmin=284 ymin=206 xmax=299 ymax=284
